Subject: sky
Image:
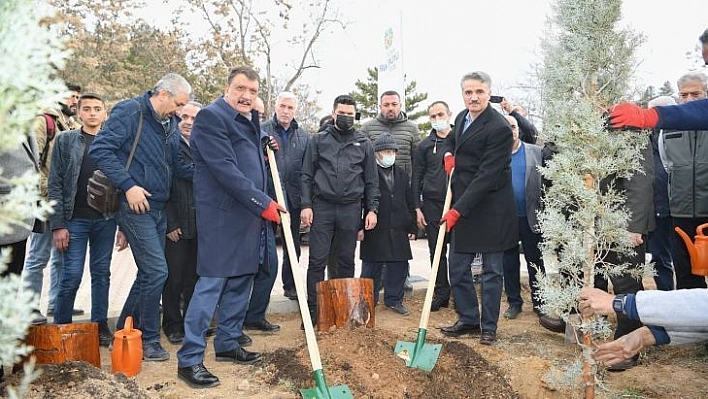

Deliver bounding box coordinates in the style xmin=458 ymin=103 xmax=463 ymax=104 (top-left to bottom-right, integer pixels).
xmin=144 ymin=0 xmax=708 ymax=119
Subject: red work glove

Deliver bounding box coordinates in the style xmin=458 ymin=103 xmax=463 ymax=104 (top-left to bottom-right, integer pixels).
xmin=261 ymin=201 xmax=285 ymax=224
xmin=443 ymin=152 xmax=455 ymax=176
xmin=440 ymin=208 xmax=460 ymax=232
xmin=608 ymin=103 xmax=659 ymax=130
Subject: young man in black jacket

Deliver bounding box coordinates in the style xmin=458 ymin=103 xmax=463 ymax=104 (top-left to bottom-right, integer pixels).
xmin=411 ymin=101 xmax=455 ymax=311
xmin=300 ymin=94 xmax=380 ymax=325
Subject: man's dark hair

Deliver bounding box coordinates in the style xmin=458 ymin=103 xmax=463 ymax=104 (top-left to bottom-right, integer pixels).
xmin=700 ymin=28 xmax=708 ymax=44
xmin=380 ymin=90 xmax=400 ymax=100
xmin=66 ymin=83 xmax=81 ymax=93
xmin=78 ymin=92 xmax=105 ymax=107
xmin=227 ymin=66 xmax=260 ymax=85
xmin=333 ymin=94 xmax=357 ymax=111
xmin=427 ymin=100 xmax=451 ymax=113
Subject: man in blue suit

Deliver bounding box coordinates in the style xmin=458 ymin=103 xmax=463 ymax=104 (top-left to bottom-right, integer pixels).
xmin=176 ymin=66 xmax=284 ymax=388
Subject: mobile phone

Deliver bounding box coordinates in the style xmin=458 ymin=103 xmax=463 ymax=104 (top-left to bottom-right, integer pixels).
xmin=490 ymin=95 xmax=504 ymax=103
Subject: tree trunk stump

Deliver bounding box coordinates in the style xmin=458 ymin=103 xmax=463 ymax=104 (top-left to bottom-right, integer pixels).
xmin=25 ymin=323 xmax=101 ymax=368
xmin=317 ymin=277 xmax=375 ymax=331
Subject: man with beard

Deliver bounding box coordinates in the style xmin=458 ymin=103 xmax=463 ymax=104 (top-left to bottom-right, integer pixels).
xmin=300 ymin=94 xmax=380 ymax=326
xmin=22 ymin=83 xmax=84 ymax=325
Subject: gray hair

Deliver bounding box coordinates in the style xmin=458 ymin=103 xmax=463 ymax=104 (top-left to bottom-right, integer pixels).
xmin=460 ymin=71 xmax=492 ymax=89
xmin=277 ymin=91 xmax=298 ymax=106
xmin=187 ymin=100 xmax=203 ymax=108
xmin=677 ymin=71 xmax=708 ymax=92
xmin=153 ymin=73 xmax=192 ymax=98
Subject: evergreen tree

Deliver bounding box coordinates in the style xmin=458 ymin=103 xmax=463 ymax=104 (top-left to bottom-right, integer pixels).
xmin=536 ymin=0 xmax=650 ymax=394
xmin=349 ymin=67 xmax=429 ymax=132
xmin=658 ymin=80 xmax=675 ymax=97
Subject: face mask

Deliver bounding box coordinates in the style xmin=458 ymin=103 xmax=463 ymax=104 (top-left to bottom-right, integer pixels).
xmin=378 ymin=154 xmax=396 ymax=168
xmin=431 ymin=119 xmax=448 ymax=132
xmin=335 ymin=114 xmax=354 ymax=131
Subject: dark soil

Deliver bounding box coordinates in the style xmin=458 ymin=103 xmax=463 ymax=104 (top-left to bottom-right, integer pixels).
xmin=262 ymin=326 xmax=519 ymax=399
xmin=0 ymin=361 xmax=152 ymax=398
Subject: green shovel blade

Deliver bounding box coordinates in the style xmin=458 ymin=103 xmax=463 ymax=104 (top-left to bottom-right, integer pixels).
xmin=300 ymin=369 xmax=353 ymax=399
xmin=394 ymin=328 xmax=442 ymax=372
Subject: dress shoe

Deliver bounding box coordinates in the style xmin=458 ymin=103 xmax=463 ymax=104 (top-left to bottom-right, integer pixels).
xmin=606 ymin=356 xmax=638 ymax=372
xmin=503 ymin=305 xmax=522 ymax=319
xmin=166 ymin=331 xmax=185 ymax=345
xmin=178 ymin=363 xmax=220 ymax=388
xmin=440 ymin=320 xmax=481 ymax=338
xmin=237 ymin=333 xmax=252 ymax=347
xmin=243 ymin=319 xmax=280 ymax=332
xmin=215 ymin=347 xmax=262 ymax=364
xmin=143 ymin=342 xmax=170 ymax=361
xmin=283 ymin=288 xmax=298 ymax=300
xmin=539 ymin=314 xmax=566 ymax=334
xmin=385 ymin=303 xmax=410 ymax=316
xmin=480 ymin=330 xmax=496 ymax=345
xmin=430 ymin=298 xmax=449 ymax=312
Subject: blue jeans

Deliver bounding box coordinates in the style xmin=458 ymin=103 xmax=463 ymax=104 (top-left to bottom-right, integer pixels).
xmin=648 ymin=216 xmax=674 ymax=291
xmin=54 ymin=218 xmax=116 ymax=324
xmin=115 ymin=203 xmax=168 ymax=343
xmin=177 ymin=274 xmax=254 ymax=368
xmin=448 ymin=233 xmax=504 ymax=333
xmin=245 ymin=226 xmax=278 ymax=323
xmin=360 ymin=261 xmax=407 ymax=306
xmin=22 ymin=229 xmax=63 ymax=311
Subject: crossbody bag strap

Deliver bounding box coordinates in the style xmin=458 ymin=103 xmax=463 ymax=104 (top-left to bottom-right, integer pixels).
xmin=125 ymin=102 xmax=144 ymax=169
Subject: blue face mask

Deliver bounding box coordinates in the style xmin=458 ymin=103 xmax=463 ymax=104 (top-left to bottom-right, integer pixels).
xmin=431 ymin=119 xmax=449 ymax=132
xmin=378 ymin=154 xmax=396 ymax=168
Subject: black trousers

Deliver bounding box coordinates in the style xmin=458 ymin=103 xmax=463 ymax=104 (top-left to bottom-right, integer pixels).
xmin=306 ymin=200 xmax=360 ymax=312
xmin=421 ymin=199 xmax=450 ymax=301
xmin=162 ymin=236 xmax=198 ymax=334
xmin=671 ymin=217 xmax=708 ymax=289
xmin=595 ymin=241 xmax=646 ymax=340
xmin=1 ymin=240 xmax=27 ymax=277
xmin=281 ymin=206 xmax=301 ymax=291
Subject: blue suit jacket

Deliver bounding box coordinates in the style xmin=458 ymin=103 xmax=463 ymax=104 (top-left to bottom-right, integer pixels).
xmin=190 ymin=97 xmax=270 ymax=277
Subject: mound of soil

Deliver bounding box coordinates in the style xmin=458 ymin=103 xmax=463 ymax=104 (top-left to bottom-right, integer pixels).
xmin=1 ymin=361 xmax=153 ymax=399
xmin=262 ymin=326 xmax=519 ymax=398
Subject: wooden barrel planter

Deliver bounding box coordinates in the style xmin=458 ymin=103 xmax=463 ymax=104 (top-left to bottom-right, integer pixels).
xmin=316 ymin=277 xmax=375 ymax=331
xmin=25 ymin=323 xmax=101 ymax=368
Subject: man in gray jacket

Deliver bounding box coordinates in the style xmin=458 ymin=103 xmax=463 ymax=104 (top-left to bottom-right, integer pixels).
xmin=658 ymin=72 xmax=708 ymax=289
xmin=361 ymin=90 xmax=421 ymax=179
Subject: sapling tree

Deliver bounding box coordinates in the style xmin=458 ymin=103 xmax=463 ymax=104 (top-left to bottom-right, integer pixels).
xmin=0 ymin=0 xmax=69 ymax=396
xmin=534 ymin=0 xmax=652 ymax=396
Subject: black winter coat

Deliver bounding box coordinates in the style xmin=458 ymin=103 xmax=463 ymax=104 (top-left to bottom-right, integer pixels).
xmin=411 ymin=129 xmax=454 ymax=207
xmin=360 ymin=165 xmax=416 ymax=262
xmin=449 ymin=106 xmax=518 ymax=253
xmin=165 ymin=137 xmax=196 ymax=239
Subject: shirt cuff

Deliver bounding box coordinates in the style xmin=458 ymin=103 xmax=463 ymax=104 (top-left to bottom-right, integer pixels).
xmin=623 ymin=293 xmax=640 ymax=321
xmin=648 ymin=325 xmax=670 ymax=345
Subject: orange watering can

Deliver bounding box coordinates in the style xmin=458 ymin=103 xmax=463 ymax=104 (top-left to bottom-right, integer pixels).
xmin=111 ymin=316 xmax=143 ymax=377
xmin=674 ymin=223 xmax=708 ymax=276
